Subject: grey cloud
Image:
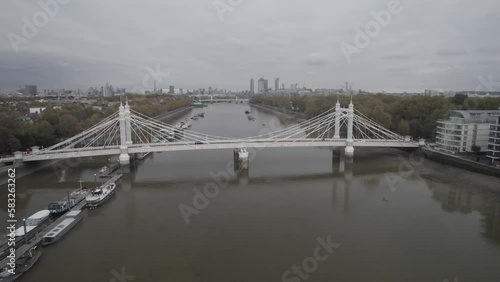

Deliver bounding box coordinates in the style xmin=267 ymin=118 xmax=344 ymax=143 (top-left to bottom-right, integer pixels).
xmin=0 ymin=0 xmax=500 ymax=93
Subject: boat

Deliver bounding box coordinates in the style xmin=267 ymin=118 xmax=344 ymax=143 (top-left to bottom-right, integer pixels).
xmin=176 ymin=122 xmax=189 ymax=129
xmin=41 ymin=210 xmax=83 ymax=246
xmin=245 ymin=110 xmax=250 ymax=114
xmin=137 ymin=151 xmax=151 ymax=160
xmin=70 ymin=188 xmax=89 ymax=204
xmin=14 ymin=210 xmax=50 ymax=237
xmin=0 ymin=246 xmax=41 ymax=282
xmin=99 ymin=166 xmax=108 ymax=175
xmin=192 ymin=101 xmax=203 ymax=108
xmin=191 ymin=116 xmax=199 ymax=120
xmin=48 ymin=187 xmax=88 ymax=215
xmin=247 ymin=115 xmax=255 ymax=121
xmin=48 ymin=199 xmax=75 ymax=215
xmin=198 ymin=112 xmax=205 ymax=118
xmin=86 ymin=182 xmax=116 ymax=209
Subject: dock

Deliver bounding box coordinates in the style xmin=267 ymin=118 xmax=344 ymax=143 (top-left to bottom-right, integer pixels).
xmin=0 ymin=173 xmax=122 ymax=269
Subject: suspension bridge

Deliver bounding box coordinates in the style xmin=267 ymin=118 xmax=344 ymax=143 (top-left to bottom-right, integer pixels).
xmin=1 ymin=98 xmax=422 ymax=165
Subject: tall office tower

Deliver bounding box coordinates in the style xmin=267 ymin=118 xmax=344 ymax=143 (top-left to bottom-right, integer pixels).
xmin=258 ymin=78 xmax=266 ymax=93
xmin=275 ymin=78 xmax=280 ymax=91
xmin=282 ymin=83 xmax=285 ymax=90
xmin=264 ymin=80 xmax=269 ymax=92
xmin=250 ymin=78 xmax=255 ymax=94
xmin=26 ymin=85 xmax=37 ymax=96
xmin=169 ymin=86 xmax=175 ymax=94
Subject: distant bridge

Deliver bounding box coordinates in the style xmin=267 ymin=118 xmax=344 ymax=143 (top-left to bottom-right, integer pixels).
xmin=197 ymin=96 xmax=249 ymax=103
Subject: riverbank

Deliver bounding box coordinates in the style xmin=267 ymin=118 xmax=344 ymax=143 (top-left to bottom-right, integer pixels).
xmin=154 ymin=106 xmax=192 ymax=122
xmin=422 ymin=147 xmax=500 ymax=178
xmin=250 ymin=103 xmax=309 ymax=121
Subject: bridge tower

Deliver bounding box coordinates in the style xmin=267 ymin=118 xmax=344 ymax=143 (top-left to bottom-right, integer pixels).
xmin=119 ymin=101 xmax=130 ymax=165
xmin=345 ymin=96 xmax=354 ymax=158
xmin=334 ymin=96 xmax=341 ymax=139
xmin=124 ymin=98 xmax=133 ymax=146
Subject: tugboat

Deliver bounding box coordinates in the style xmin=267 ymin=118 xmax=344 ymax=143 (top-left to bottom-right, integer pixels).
xmin=86 ymin=183 xmax=116 ymax=209
xmin=198 ymin=112 xmax=205 ymax=118
xmin=0 ymin=246 xmax=41 ymax=282
xmin=245 ymin=110 xmax=250 ymax=114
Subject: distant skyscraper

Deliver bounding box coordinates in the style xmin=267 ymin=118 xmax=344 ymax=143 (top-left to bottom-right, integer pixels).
xmin=264 ymin=80 xmax=269 ymax=92
xmin=258 ymin=78 xmax=266 ymax=93
xmin=281 ymin=83 xmax=285 ymax=90
xmin=275 ymin=78 xmax=279 ymax=91
xmin=169 ymin=86 xmax=175 ymax=94
xmin=250 ymin=78 xmax=255 ymax=94
xmin=180 ymin=88 xmax=183 ymax=95
xmin=26 ymin=85 xmax=37 ymax=96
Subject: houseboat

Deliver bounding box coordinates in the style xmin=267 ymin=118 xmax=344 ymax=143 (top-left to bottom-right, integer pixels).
xmin=41 ymin=210 xmax=83 ymax=246
xmin=15 ymin=210 xmax=50 ymax=237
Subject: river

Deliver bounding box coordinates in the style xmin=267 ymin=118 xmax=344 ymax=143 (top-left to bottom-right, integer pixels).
xmin=1 ymin=103 xmax=500 ymax=282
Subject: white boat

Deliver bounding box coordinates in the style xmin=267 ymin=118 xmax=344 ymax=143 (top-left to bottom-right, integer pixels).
xmin=86 ymin=183 xmax=116 ymax=209
xmin=41 ymin=210 xmax=83 ymax=246
xmin=99 ymin=166 xmax=108 ymax=174
xmin=239 ymin=148 xmax=249 ymax=159
xmin=15 ymin=210 xmax=50 ymax=237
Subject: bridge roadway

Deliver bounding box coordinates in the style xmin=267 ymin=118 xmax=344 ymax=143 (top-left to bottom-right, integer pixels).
xmin=3 ymin=139 xmax=419 ymax=162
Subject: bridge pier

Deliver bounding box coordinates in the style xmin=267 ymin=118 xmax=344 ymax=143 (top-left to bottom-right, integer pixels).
xmin=119 ymin=146 xmax=130 ymax=165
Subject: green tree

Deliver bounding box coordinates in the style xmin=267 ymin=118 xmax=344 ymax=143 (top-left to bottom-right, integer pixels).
xmin=0 ymin=127 xmax=21 ymax=154
xmin=58 ymin=114 xmax=79 ymax=137
xmin=397 ymin=119 xmax=410 ymax=136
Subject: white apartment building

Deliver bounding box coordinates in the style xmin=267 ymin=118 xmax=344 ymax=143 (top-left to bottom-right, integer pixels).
xmin=487 ymin=115 xmax=500 ymax=163
xmin=435 ymin=110 xmax=500 ymax=153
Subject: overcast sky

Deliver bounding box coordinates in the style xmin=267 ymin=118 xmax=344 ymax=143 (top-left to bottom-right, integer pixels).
xmin=1 ymin=0 xmax=499 ymax=93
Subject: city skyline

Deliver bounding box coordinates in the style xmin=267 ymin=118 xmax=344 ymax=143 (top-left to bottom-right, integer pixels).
xmin=1 ymin=1 xmax=499 ymax=93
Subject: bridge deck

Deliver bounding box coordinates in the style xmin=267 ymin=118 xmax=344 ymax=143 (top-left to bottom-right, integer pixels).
xmin=3 ymin=139 xmax=419 ymax=162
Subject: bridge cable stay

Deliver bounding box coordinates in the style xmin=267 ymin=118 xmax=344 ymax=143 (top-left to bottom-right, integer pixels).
xmin=247 ymin=107 xmax=338 ymax=141
xmin=129 ymin=110 xmax=234 ymax=142
xmin=82 ymin=119 xmax=120 ymax=148
xmin=128 ymin=114 xmax=230 ymax=145
xmin=352 ymin=110 xmax=402 ymax=141
xmin=32 ymin=113 xmax=120 ymax=157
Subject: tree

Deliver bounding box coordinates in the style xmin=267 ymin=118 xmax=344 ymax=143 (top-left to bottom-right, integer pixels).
xmin=471 ymin=145 xmax=481 ymax=161
xmin=58 ymin=114 xmax=79 ymax=137
xmin=0 ymin=127 xmax=21 ymax=154
xmin=397 ymin=119 xmax=410 ymax=136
